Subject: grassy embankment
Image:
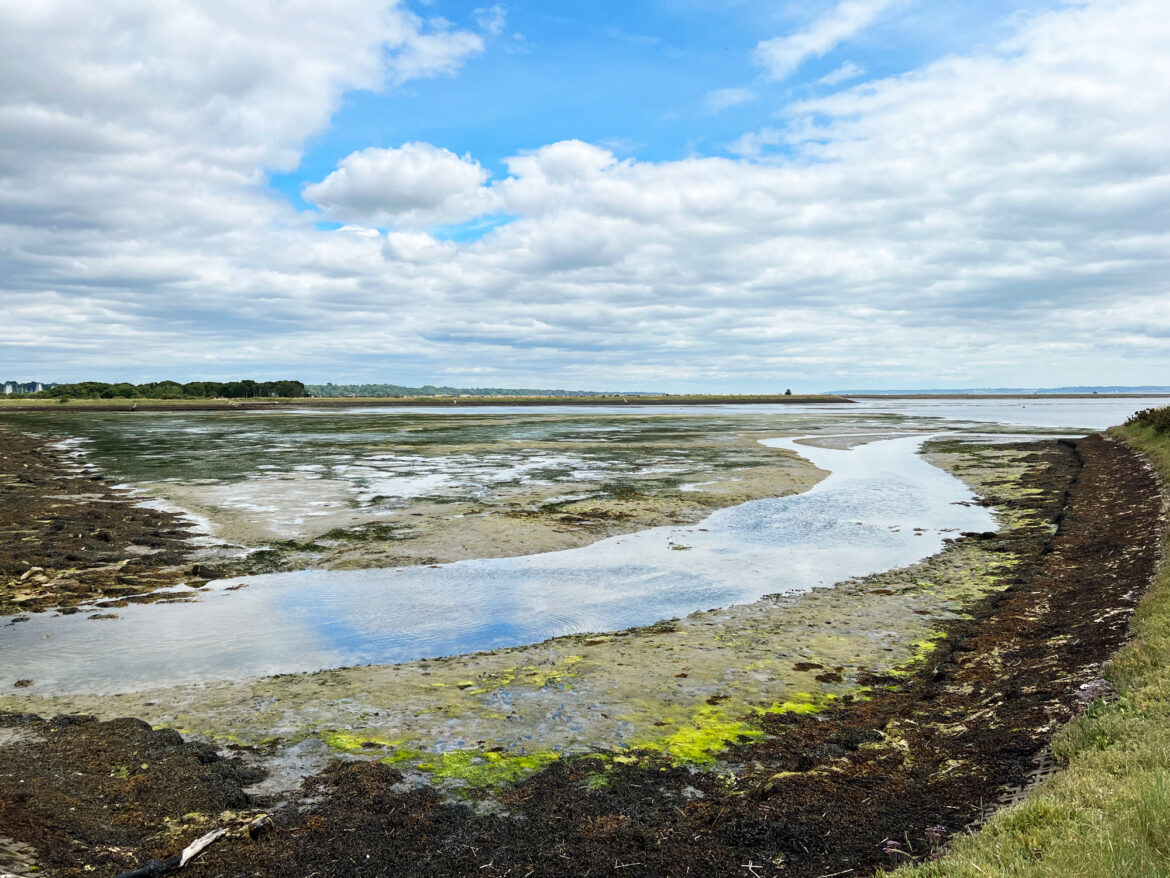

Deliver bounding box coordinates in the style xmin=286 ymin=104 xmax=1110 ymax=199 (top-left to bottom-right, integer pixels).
xmin=0 ymin=393 xmax=850 ymax=411
xmin=886 ymin=410 xmax=1170 ymax=878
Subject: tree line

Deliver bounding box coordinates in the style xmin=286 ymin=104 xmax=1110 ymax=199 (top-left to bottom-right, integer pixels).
xmin=29 ymin=380 xmax=307 ymax=400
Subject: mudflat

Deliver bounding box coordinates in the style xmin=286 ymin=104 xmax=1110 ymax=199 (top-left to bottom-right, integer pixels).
xmin=0 ymin=412 xmax=830 ymax=597
xmin=0 ymin=429 xmax=199 ymax=615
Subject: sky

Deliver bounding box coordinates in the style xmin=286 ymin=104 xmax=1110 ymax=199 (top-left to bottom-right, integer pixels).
xmin=1 ymin=0 xmax=1167 ymax=392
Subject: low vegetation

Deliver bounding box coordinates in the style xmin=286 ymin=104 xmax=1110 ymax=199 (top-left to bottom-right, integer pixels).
xmin=16 ymin=379 xmax=307 ymax=400
xmin=1127 ymin=404 xmax=1170 ymax=435
xmin=886 ymin=407 xmax=1170 ymax=878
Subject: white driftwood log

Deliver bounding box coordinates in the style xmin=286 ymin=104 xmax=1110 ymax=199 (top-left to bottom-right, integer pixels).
xmin=178 ymin=828 xmax=228 ymax=868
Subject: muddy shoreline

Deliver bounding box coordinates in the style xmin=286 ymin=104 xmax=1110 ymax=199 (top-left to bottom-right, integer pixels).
xmin=0 ymin=432 xmax=1163 ymax=877
xmin=0 ymin=419 xmax=826 ymax=611
xmin=0 ymin=429 xmax=202 ymax=616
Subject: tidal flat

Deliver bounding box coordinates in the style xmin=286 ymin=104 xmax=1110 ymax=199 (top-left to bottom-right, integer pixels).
xmin=2 ymin=400 xmax=1166 ymax=877
xmin=5 ymin=397 xmax=1126 ymax=582
xmin=0 ymin=403 xmax=1060 ymax=787
xmin=0 ymin=408 xmax=844 ymax=581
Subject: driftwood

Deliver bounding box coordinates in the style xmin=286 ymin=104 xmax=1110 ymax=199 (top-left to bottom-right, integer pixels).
xmin=112 ymin=816 xmax=269 ymax=878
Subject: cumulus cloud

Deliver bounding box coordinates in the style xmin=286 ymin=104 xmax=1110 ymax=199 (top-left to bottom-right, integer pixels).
xmin=0 ymin=1 xmax=484 ymax=179
xmin=0 ymin=0 xmax=490 ymax=354
xmin=755 ymin=0 xmax=894 ymax=81
xmin=503 ymin=140 xmax=619 ymax=182
xmin=304 ymin=143 xmax=492 ymax=227
xmin=2 ymin=0 xmax=1169 ymax=390
xmin=383 ymin=230 xmax=457 ymax=263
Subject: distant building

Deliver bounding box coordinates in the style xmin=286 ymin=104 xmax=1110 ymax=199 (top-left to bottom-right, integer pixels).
xmin=3 ymin=380 xmax=46 ymax=394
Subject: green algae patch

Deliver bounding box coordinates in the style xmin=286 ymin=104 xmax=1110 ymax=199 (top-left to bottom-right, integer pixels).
xmin=885 ymin=635 xmax=945 ymax=679
xmin=463 ymin=659 xmax=582 ymax=695
xmin=650 ymin=693 xmax=839 ymax=764
xmin=412 ymin=748 xmax=559 ymax=787
xmin=323 ymin=731 xmax=403 ymax=753
xmin=652 ymin=706 xmax=765 ymax=764
xmin=764 ymin=691 xmax=830 ymax=715
xmin=337 ymin=736 xmax=564 ymax=789
xmin=616 ymin=692 xmax=838 ymax=768
xmin=605 ymin=705 xmax=754 ymax=766
xmin=379 ymin=746 xmax=425 ymax=765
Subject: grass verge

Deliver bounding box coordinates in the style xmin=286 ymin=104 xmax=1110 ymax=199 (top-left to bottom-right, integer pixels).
xmin=884 ymin=422 xmax=1170 ymax=878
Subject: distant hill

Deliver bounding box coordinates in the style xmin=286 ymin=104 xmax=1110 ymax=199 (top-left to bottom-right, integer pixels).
xmin=828 ymin=386 xmax=1170 ymax=395
xmin=305 ymin=383 xmax=658 ymax=398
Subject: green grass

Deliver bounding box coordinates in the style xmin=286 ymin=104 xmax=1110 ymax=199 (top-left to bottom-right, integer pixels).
xmin=884 ymin=421 xmax=1170 ymax=878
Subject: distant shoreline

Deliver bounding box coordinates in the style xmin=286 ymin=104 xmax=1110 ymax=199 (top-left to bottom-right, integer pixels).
xmin=2 ymin=392 xmax=1168 ymax=413
xmin=0 ymin=393 xmax=852 ymax=412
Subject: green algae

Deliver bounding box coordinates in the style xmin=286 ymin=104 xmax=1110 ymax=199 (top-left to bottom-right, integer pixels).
xmin=379 ymin=747 xmax=425 ymax=765
xmin=640 ymin=705 xmax=766 ymax=764
xmin=323 ymin=731 xmax=404 ymax=753
xmin=411 ymin=748 xmax=559 ymax=787
xmin=460 ymin=656 xmax=583 ymax=695
xmin=765 ymin=693 xmax=831 ymax=715
xmin=620 ymin=692 xmax=840 ymax=768
xmin=885 ymin=635 xmax=945 ymax=679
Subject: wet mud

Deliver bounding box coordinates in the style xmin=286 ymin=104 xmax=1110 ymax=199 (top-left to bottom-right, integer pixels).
xmin=0 ymin=433 xmax=1163 ymax=876
xmin=1 ymin=413 xmax=829 ymax=584
xmin=0 ymin=429 xmax=199 ymax=615
xmin=151 ymin=430 xmax=826 ymax=575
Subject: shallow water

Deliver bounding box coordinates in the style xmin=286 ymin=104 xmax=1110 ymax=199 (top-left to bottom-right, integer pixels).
xmin=845 ymin=396 xmax=1167 ymax=430
xmin=0 ymin=434 xmax=995 ymax=694
xmin=284 ymin=395 xmax=1167 ymax=430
